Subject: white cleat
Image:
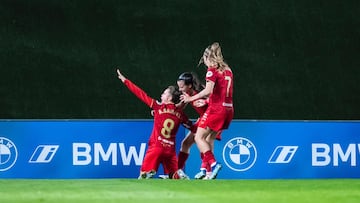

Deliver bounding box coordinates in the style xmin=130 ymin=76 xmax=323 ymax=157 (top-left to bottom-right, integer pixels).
xmin=209 ymin=163 xmax=222 ymax=179
xmin=176 ymin=169 xmax=190 ymax=180
xmin=194 ymin=169 xmax=206 ymax=180
xmin=158 ymin=174 xmax=169 ymax=179
xmin=138 ymin=171 xmax=156 ymax=179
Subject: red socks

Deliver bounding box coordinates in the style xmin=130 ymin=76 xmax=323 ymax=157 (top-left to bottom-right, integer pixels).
xmin=177 ymin=151 xmax=189 ymax=170
xmin=201 ymin=150 xmax=216 ymax=171
xmin=180 ymin=151 xmax=216 ymax=172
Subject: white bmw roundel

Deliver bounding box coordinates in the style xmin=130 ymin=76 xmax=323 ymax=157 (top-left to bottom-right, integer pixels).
xmin=0 ymin=137 xmax=18 ymax=172
xmin=222 ymin=137 xmax=257 ymax=172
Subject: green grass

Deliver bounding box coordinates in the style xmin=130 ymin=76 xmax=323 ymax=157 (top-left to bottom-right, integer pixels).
xmin=0 ymin=179 xmax=359 ymax=203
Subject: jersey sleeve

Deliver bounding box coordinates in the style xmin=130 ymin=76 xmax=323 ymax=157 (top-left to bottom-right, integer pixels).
xmin=123 ymin=79 xmax=155 ymax=108
xmin=205 ymin=67 xmax=217 ymax=83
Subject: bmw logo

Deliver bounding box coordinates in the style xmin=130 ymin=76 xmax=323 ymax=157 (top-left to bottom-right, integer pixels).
xmin=0 ymin=137 xmax=18 ymax=171
xmin=222 ymin=137 xmax=257 ymax=171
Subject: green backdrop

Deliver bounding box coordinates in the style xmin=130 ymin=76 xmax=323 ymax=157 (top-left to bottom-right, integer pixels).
xmin=1 ymin=0 xmax=359 ymax=119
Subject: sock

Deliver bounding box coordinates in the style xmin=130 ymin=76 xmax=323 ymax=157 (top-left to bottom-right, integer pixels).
xmin=200 ymin=152 xmax=207 ymax=170
xmin=206 ymin=162 xmax=211 ymax=172
xmin=203 ymin=150 xmax=216 ymax=167
xmin=200 ymin=152 xmax=207 ymax=171
xmin=178 ymin=151 xmax=189 ymax=170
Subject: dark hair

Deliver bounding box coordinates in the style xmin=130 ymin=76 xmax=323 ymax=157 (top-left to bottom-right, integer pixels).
xmin=178 ymin=72 xmax=193 ymax=86
xmin=177 ymin=72 xmax=204 ymax=92
xmin=167 ymin=85 xmax=181 ymax=104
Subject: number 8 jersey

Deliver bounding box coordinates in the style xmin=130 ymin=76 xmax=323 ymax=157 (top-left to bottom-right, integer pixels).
xmin=123 ymin=79 xmax=192 ymax=151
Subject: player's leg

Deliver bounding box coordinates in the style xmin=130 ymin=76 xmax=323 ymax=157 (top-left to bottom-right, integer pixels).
xmin=204 ymin=130 xmax=222 ymax=179
xmin=193 ymin=126 xmax=213 ymax=179
xmin=203 ymin=132 xmax=217 ymax=177
xmin=138 ymin=147 xmax=161 ymax=179
xmin=205 ymin=112 xmax=232 ymax=179
xmin=206 ymin=109 xmax=233 ymax=179
xmin=178 ymin=131 xmax=195 ymax=170
xmin=166 ymin=153 xmax=189 ymax=180
xmin=206 ymin=133 xmax=215 ymax=152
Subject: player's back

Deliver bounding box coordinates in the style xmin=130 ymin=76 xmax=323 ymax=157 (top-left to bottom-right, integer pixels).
xmin=150 ymin=103 xmax=188 ymax=149
xmin=208 ymin=67 xmax=233 ymax=108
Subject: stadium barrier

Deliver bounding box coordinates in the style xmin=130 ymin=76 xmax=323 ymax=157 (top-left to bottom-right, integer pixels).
xmin=0 ymin=120 xmax=359 ymax=179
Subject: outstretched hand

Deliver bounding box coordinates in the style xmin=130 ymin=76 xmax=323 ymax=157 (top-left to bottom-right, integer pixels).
xmin=117 ymin=69 xmax=126 ymax=82
xmin=180 ymin=92 xmax=191 ymax=103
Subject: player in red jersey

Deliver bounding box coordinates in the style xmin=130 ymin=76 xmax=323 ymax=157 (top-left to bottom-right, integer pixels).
xmin=116 ymin=69 xmax=192 ymax=179
xmin=176 ymin=72 xmax=222 ymax=175
xmin=181 ymin=42 xmax=234 ymax=179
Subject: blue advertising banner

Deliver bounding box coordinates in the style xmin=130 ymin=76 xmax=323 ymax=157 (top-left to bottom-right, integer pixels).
xmin=1 ymin=120 xmax=359 ymax=179
xmin=186 ymin=120 xmax=360 ymax=179
xmin=0 ymin=120 xmax=184 ymax=178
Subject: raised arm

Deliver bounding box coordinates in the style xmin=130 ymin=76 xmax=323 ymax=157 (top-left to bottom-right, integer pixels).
xmin=116 ymin=69 xmax=155 ymax=108
xmin=117 ymin=69 xmax=127 ymax=82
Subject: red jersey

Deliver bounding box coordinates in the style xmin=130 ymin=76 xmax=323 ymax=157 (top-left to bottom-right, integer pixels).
xmin=197 ymin=66 xmax=234 ymax=132
xmin=123 ymin=79 xmax=192 ymax=150
xmin=205 ymin=66 xmax=233 ymax=108
xmin=189 ymin=90 xmax=208 ymax=116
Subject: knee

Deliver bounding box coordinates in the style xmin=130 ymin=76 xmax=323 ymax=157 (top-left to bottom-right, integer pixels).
xmin=182 ymin=140 xmax=192 ymax=149
xmin=194 ymin=134 xmax=204 ymax=143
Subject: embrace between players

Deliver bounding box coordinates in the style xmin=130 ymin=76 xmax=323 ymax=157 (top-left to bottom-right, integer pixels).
xmin=116 ymin=42 xmax=234 ymax=180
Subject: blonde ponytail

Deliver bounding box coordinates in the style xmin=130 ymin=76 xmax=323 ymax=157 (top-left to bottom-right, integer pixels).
xmin=198 ymin=42 xmax=228 ymax=70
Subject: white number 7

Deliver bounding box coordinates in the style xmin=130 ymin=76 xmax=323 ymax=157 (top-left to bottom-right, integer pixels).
xmin=225 ymin=76 xmax=232 ymax=97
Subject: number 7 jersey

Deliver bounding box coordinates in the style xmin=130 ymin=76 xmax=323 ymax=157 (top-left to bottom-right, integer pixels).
xmin=206 ymin=66 xmax=233 ymax=108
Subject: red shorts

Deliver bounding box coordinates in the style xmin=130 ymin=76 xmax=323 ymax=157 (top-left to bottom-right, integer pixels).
xmin=193 ymin=119 xmax=223 ymax=140
xmin=198 ymin=106 xmax=234 ymax=132
xmin=140 ymin=145 xmax=177 ymax=174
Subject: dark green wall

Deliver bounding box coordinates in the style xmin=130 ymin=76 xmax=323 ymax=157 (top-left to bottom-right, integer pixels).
xmin=1 ymin=0 xmax=359 ymax=119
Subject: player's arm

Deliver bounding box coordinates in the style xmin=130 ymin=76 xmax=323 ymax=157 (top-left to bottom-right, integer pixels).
xmin=175 ymin=101 xmax=188 ymax=109
xmin=179 ymin=111 xmax=194 ymax=132
xmin=181 ymin=79 xmax=214 ymax=103
xmin=117 ymin=69 xmax=154 ymax=108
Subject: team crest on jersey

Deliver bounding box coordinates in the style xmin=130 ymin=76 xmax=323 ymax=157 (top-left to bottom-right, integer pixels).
xmin=206 ymin=71 xmax=213 ymax=77
xmin=0 ymin=137 xmax=18 ymax=171
xmin=222 ymin=137 xmax=257 ymax=171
